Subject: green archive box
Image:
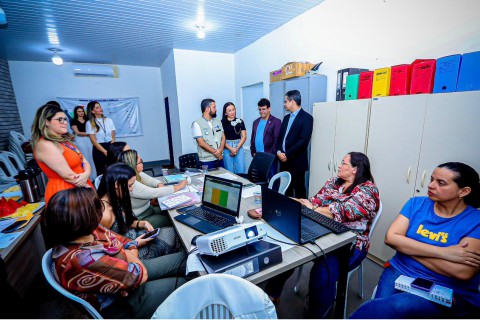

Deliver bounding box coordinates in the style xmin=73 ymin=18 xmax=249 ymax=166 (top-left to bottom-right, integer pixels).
xmin=345 ymin=74 xmax=360 ymax=100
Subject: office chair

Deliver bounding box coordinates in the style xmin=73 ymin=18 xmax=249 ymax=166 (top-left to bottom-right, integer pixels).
xmin=178 ymin=153 xmax=200 ymax=169
xmin=0 ymin=151 xmax=25 ymax=173
xmin=294 ymin=201 xmax=383 ymax=318
xmin=268 ymin=171 xmax=291 ymax=195
xmin=238 ymin=152 xmax=275 ymax=185
xmin=152 ymin=273 xmax=277 ymax=319
xmin=94 ymin=174 xmax=103 ymax=189
xmin=42 ymin=249 xmax=103 ymax=319
xmin=8 ymin=131 xmax=27 ymax=166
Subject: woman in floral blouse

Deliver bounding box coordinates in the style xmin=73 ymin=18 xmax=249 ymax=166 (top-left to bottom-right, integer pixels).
xmin=265 ymin=152 xmax=380 ymax=318
xmin=44 ymin=187 xmax=186 ymax=318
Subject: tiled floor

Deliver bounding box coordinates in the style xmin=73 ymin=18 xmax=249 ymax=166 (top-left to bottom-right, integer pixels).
xmin=19 ymin=256 xmax=383 ymax=319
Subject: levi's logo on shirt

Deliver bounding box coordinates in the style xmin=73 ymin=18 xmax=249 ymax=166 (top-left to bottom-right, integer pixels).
xmin=416 ymin=224 xmax=449 ymax=243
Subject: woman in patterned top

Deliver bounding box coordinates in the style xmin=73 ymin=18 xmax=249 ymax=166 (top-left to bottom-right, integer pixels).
xmin=265 ymin=152 xmax=380 ymax=318
xmin=44 ymin=187 xmax=186 ymax=318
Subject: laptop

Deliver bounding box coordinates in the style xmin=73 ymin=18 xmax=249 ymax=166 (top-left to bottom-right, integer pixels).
xmin=261 ymin=186 xmax=331 ymax=244
xmin=174 ymin=175 xmax=243 ymax=234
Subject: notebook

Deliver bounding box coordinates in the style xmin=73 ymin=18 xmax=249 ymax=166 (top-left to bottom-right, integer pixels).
xmin=261 ymin=186 xmax=331 ymax=244
xmin=174 ymin=175 xmax=243 ymax=234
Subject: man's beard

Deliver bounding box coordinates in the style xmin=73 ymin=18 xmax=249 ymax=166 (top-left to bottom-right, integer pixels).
xmin=210 ymin=111 xmax=217 ymax=118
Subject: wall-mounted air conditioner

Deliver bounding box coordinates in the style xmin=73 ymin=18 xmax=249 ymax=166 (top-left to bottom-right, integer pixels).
xmin=72 ymin=64 xmax=119 ymax=78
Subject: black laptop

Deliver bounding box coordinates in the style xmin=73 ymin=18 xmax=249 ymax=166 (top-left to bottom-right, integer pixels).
xmin=261 ymin=186 xmax=331 ymax=244
xmin=174 ymin=175 xmax=243 ymax=234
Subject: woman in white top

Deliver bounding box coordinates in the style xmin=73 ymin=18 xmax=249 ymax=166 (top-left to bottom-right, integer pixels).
xmin=118 ymin=149 xmax=188 ymax=228
xmin=70 ymin=106 xmax=96 ymax=181
xmin=86 ymin=101 xmax=115 ymax=176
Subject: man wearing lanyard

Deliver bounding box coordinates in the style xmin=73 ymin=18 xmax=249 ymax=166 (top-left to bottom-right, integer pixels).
xmin=276 ymin=90 xmax=313 ymax=198
xmin=192 ymin=98 xmax=226 ymax=169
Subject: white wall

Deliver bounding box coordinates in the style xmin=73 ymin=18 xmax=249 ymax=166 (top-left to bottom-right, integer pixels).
xmin=235 ymin=0 xmax=480 ymax=103
xmin=161 ymin=51 xmax=182 ymax=167
xmin=173 ymin=49 xmax=236 ymax=156
xmin=8 ymin=61 xmax=169 ymax=162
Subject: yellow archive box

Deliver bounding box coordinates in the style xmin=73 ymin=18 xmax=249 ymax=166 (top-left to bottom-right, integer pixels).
xmin=372 ymin=67 xmax=391 ymax=97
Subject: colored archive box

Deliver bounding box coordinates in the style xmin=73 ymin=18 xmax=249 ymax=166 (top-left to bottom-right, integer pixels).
xmin=456 ymin=51 xmax=480 ymax=92
xmin=345 ymin=74 xmax=360 ymax=100
xmin=358 ymin=71 xmax=374 ymax=99
xmin=336 ymin=68 xmax=368 ymax=101
xmin=410 ymin=59 xmax=436 ymax=94
xmin=433 ymin=54 xmax=462 ymax=93
xmin=372 ymin=67 xmax=391 ymax=97
xmin=390 ymin=64 xmax=412 ymax=96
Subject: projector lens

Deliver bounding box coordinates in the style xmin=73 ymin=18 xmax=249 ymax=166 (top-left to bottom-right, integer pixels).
xmin=245 ymin=226 xmax=258 ymax=239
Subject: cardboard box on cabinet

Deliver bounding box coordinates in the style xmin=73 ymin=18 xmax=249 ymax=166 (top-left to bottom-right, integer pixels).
xmin=282 ymin=62 xmax=315 ymax=80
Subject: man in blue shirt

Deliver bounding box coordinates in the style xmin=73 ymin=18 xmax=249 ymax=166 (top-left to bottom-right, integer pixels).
xmin=276 ymin=90 xmax=313 ymax=198
xmin=250 ymin=98 xmax=281 ymax=176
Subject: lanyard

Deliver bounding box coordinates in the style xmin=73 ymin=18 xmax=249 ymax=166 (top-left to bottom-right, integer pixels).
xmin=61 ymin=141 xmax=84 ymax=169
xmin=96 ymin=118 xmax=108 ymax=142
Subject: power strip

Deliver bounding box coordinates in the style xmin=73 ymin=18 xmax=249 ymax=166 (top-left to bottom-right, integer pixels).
xmin=394 ymin=275 xmax=453 ymax=307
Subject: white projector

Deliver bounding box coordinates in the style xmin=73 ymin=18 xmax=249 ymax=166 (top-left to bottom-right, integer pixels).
xmin=196 ymin=222 xmax=267 ymax=256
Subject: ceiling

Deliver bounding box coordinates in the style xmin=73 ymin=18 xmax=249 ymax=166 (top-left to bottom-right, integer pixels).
xmin=0 ymin=0 xmax=325 ymax=67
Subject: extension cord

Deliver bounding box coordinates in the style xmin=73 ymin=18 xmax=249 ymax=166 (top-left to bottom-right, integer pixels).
xmin=394 ymin=275 xmax=453 ymax=307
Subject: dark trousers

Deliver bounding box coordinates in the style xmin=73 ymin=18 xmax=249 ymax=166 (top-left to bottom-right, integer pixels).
xmin=92 ymin=142 xmax=110 ymax=176
xmin=281 ymin=162 xmax=307 ymax=198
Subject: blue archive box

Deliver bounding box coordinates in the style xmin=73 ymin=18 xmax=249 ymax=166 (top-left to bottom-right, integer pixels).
xmin=433 ymin=54 xmax=462 ymax=93
xmin=456 ymin=51 xmax=480 ymax=92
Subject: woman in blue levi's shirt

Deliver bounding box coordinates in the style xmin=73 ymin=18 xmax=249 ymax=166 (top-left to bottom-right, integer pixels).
xmin=351 ymin=162 xmax=480 ymax=318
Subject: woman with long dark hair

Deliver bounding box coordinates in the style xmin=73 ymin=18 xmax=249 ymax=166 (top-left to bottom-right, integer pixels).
xmin=70 ymin=105 xmax=96 ymax=180
xmin=351 ymin=162 xmax=480 ymax=318
xmin=221 ymin=102 xmax=247 ymax=173
xmin=86 ymin=101 xmax=115 ymax=176
xmin=44 ymin=187 xmax=186 ymax=318
xmin=97 ymin=163 xmax=179 ymax=260
xmin=265 ymin=152 xmax=380 ymax=318
xmin=32 ymin=104 xmax=93 ymax=203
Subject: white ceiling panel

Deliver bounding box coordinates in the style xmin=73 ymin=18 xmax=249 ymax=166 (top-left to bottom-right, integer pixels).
xmin=0 ymin=0 xmax=325 ymax=66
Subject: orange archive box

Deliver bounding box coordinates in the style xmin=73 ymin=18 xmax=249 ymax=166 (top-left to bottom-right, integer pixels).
xmin=358 ymin=71 xmax=374 ymax=99
xmin=372 ymin=67 xmax=391 ymax=97
xmin=390 ymin=64 xmax=412 ymax=96
xmin=410 ymin=59 xmax=436 ymax=94
xmin=270 ymin=68 xmax=283 ymax=83
xmin=282 ymin=62 xmax=315 ymax=80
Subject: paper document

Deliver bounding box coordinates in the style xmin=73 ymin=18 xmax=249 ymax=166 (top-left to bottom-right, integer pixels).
xmin=215 ymin=172 xmax=238 ymax=180
xmin=241 ymin=185 xmax=261 ymax=198
xmin=0 ymin=219 xmax=16 ymax=231
xmin=0 ymin=231 xmax=24 ymax=249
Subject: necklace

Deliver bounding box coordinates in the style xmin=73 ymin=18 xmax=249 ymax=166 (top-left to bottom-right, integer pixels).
xmin=231 ymin=118 xmax=242 ymax=135
xmin=61 ymin=141 xmax=84 ymax=169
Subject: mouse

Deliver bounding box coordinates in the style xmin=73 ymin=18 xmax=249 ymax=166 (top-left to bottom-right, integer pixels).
xmin=191 ymin=234 xmax=202 ymax=246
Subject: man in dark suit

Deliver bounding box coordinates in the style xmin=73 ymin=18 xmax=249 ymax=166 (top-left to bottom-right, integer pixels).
xmin=276 ymin=90 xmax=313 ymax=198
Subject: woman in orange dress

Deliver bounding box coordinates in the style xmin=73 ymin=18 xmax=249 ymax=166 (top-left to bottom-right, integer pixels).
xmin=31 ymin=104 xmax=93 ymax=203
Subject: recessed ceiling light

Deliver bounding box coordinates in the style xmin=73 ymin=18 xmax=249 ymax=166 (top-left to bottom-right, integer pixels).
xmin=196 ymin=24 xmax=206 ymax=39
xmin=49 ymin=48 xmax=63 ymax=66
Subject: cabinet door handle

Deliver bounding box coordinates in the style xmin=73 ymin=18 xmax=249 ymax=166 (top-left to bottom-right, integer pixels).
xmin=421 ymin=170 xmax=427 ymax=188
xmin=406 ymin=166 xmax=412 ymax=184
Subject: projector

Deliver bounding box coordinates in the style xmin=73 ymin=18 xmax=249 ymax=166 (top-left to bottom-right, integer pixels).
xmin=196 ymin=222 xmax=267 ymax=256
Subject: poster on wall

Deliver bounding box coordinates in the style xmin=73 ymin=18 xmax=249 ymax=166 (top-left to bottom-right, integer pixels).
xmin=57 ymin=97 xmax=142 ymax=137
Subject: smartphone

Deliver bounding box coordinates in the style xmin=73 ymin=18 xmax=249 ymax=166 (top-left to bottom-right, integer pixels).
xmin=411 ymin=277 xmax=434 ymax=292
xmin=143 ymin=228 xmax=160 ymax=239
xmin=1 ymin=220 xmax=28 ymax=233
xmin=207 ymin=167 xmax=219 ymax=171
xmin=177 ymin=205 xmax=196 ymax=213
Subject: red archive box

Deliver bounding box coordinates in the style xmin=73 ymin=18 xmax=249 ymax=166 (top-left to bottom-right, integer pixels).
xmin=390 ymin=64 xmax=412 ymax=96
xmin=358 ymin=71 xmax=374 ymax=99
xmin=410 ymin=59 xmax=436 ymax=94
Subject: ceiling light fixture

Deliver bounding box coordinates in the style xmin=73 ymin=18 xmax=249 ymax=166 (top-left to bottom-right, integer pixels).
xmin=196 ymin=24 xmax=206 ymax=39
xmin=0 ymin=7 xmax=7 ymax=25
xmin=49 ymin=48 xmax=63 ymax=66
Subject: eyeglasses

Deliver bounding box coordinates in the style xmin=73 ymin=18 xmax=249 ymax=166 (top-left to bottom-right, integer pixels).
xmin=52 ymin=117 xmax=68 ymax=124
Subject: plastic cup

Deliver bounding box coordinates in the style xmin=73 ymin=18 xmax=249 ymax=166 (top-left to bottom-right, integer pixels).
xmin=253 ymin=191 xmax=262 ymax=205
xmin=161 ymin=168 xmax=169 ymax=176
xmin=201 ymin=165 xmax=208 ymax=174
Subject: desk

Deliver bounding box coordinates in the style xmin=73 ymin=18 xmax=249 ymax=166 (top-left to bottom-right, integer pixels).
xmin=0 ymin=211 xmax=46 ymax=297
xmin=167 ymin=168 xmax=357 ymax=318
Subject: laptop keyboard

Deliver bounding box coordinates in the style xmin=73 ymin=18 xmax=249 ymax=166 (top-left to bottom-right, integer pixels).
xmin=188 ymin=207 xmax=233 ymax=228
xmin=301 ymin=227 xmax=318 ymax=243
xmin=301 ymin=207 xmax=351 ymax=234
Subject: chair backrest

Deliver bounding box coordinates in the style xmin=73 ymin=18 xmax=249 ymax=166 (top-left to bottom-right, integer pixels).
xmin=0 ymin=152 xmax=18 ymax=183
xmin=268 ymin=171 xmax=291 ymax=195
xmin=369 ymin=200 xmax=383 ymax=239
xmin=94 ymin=174 xmax=103 ymax=189
xmin=179 ymin=153 xmax=200 ymax=169
xmin=0 ymin=151 xmax=24 ymax=173
xmin=247 ymin=152 xmax=275 ymax=184
xmin=42 ymin=249 xmax=103 ymax=319
xmin=8 ymin=131 xmax=26 ymax=166
xmin=152 ymin=273 xmax=277 ymax=319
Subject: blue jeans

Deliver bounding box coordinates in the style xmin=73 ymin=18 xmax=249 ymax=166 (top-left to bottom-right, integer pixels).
xmin=223 ymin=140 xmax=245 ymax=174
xmin=350 ymin=264 xmax=479 ymax=318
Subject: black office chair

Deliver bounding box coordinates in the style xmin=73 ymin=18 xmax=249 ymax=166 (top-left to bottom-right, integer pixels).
xmin=179 ymin=153 xmax=200 ymax=170
xmin=238 ymin=152 xmax=275 ymax=186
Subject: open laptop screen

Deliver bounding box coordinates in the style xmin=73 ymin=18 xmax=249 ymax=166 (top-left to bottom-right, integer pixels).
xmin=202 ymin=175 xmax=243 ymax=217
